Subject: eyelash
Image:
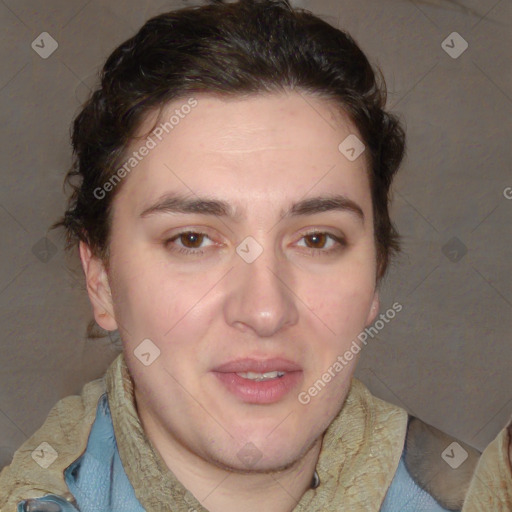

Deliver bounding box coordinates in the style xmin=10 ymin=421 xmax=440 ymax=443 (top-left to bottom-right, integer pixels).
xmin=164 ymin=230 xmax=347 ymax=257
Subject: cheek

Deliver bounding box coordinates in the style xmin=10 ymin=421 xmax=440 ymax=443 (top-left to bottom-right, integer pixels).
xmin=109 ymin=253 xmax=216 ymax=353
xmin=312 ymin=290 xmax=373 ymax=347
xmin=108 ymin=252 xmax=175 ymax=335
xmin=302 ymin=265 xmax=376 ymax=339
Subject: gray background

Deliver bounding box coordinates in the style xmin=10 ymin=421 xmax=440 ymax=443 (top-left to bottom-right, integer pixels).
xmin=0 ymin=0 xmax=510 ymax=468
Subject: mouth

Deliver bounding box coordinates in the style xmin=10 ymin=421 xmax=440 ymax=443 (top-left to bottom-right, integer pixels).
xmin=212 ymin=358 xmax=303 ymax=404
xmin=236 ymin=371 xmax=286 ymax=382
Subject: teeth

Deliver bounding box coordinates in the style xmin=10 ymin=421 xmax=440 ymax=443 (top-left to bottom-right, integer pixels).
xmin=237 ymin=371 xmax=286 ymax=381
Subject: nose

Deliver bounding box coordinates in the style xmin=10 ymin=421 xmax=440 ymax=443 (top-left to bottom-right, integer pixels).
xmin=223 ymin=243 xmax=299 ymax=338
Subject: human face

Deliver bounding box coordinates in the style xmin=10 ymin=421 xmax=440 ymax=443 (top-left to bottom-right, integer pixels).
xmin=83 ymin=91 xmax=379 ymax=473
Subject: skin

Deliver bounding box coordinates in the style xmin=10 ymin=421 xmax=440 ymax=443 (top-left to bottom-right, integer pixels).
xmin=80 ymin=90 xmax=380 ymax=512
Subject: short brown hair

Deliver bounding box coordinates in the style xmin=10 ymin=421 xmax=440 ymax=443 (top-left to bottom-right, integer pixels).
xmin=53 ymin=0 xmax=406 ymax=280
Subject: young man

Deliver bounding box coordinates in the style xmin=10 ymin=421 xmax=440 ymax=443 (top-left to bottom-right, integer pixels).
xmin=1 ymin=0 xmax=509 ymax=510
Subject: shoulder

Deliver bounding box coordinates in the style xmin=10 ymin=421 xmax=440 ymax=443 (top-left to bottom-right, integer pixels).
xmin=404 ymin=415 xmax=481 ymax=510
xmin=350 ymin=380 xmax=480 ymax=510
xmin=461 ymin=417 xmax=512 ymax=511
xmin=0 ymin=373 xmax=108 ymax=510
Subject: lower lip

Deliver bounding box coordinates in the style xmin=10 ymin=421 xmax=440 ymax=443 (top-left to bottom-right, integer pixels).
xmin=213 ymin=371 xmax=303 ymax=404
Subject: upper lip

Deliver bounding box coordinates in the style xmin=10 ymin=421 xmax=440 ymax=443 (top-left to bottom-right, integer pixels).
xmin=213 ymin=358 xmax=302 ymax=373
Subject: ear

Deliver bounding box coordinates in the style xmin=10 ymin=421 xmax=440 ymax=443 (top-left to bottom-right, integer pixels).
xmin=365 ymin=290 xmax=380 ymax=326
xmin=79 ymin=241 xmax=118 ymax=331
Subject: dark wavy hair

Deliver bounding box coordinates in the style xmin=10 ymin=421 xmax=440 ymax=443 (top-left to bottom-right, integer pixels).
xmin=52 ymin=0 xmax=406 ymax=280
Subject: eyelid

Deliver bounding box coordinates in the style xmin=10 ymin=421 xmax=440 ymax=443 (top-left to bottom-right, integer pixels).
xmin=297 ymin=227 xmax=345 ymax=238
xmin=164 ymin=226 xmax=217 ymax=240
xmin=294 ymin=230 xmax=347 ymax=252
xmin=295 ymin=227 xmax=347 ymax=243
xmin=165 ymin=229 xmax=218 ymax=249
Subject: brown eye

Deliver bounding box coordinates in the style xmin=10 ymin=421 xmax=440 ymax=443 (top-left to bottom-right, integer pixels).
xmin=304 ymin=233 xmax=328 ymax=249
xmin=164 ymin=229 xmax=217 ymax=257
xmin=179 ymin=232 xmax=205 ymax=248
xmin=296 ymin=231 xmax=347 ymax=256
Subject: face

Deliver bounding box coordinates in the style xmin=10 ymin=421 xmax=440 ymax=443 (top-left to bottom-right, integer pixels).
xmin=81 ymin=91 xmax=380 ymax=474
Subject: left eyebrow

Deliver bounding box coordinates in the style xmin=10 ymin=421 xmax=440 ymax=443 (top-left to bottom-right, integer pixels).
xmin=139 ymin=192 xmax=364 ymax=223
xmin=285 ymin=195 xmax=364 ymax=223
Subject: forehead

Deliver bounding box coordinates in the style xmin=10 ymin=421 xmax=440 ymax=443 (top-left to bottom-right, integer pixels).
xmin=112 ymin=91 xmax=372 ymax=217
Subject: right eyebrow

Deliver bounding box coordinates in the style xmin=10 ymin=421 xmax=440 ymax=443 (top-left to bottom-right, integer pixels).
xmin=139 ymin=194 xmax=237 ymax=219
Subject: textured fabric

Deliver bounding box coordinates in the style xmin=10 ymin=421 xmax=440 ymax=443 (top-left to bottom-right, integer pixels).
xmin=1 ymin=351 xmax=496 ymax=511
xmin=0 ymin=378 xmax=105 ymax=511
xmin=105 ymin=352 xmax=409 ymax=511
xmin=15 ymin=385 xmax=455 ymax=512
xmin=67 ymin=391 xmax=453 ymax=511
xmin=381 ymin=455 xmax=459 ymax=511
xmin=403 ymin=417 xmax=481 ymax=509
xmin=461 ymin=421 xmax=512 ymax=511
xmin=63 ymin=394 xmax=144 ymax=512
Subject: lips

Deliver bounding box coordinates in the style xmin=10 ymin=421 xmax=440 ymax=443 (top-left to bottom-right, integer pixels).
xmin=213 ymin=358 xmax=302 ymax=374
xmin=212 ymin=357 xmax=303 ymax=404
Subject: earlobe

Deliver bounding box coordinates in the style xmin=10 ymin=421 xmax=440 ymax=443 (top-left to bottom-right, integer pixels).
xmin=79 ymin=241 xmax=118 ymax=331
xmin=366 ymin=291 xmax=380 ymax=326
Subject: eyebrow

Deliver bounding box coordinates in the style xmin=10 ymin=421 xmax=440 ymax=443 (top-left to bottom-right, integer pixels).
xmin=139 ymin=193 xmax=365 ymax=223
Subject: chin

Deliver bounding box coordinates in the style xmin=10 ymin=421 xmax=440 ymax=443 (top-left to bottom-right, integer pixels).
xmin=204 ymin=430 xmax=318 ymax=475
xmin=208 ymin=447 xmax=306 ymax=475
